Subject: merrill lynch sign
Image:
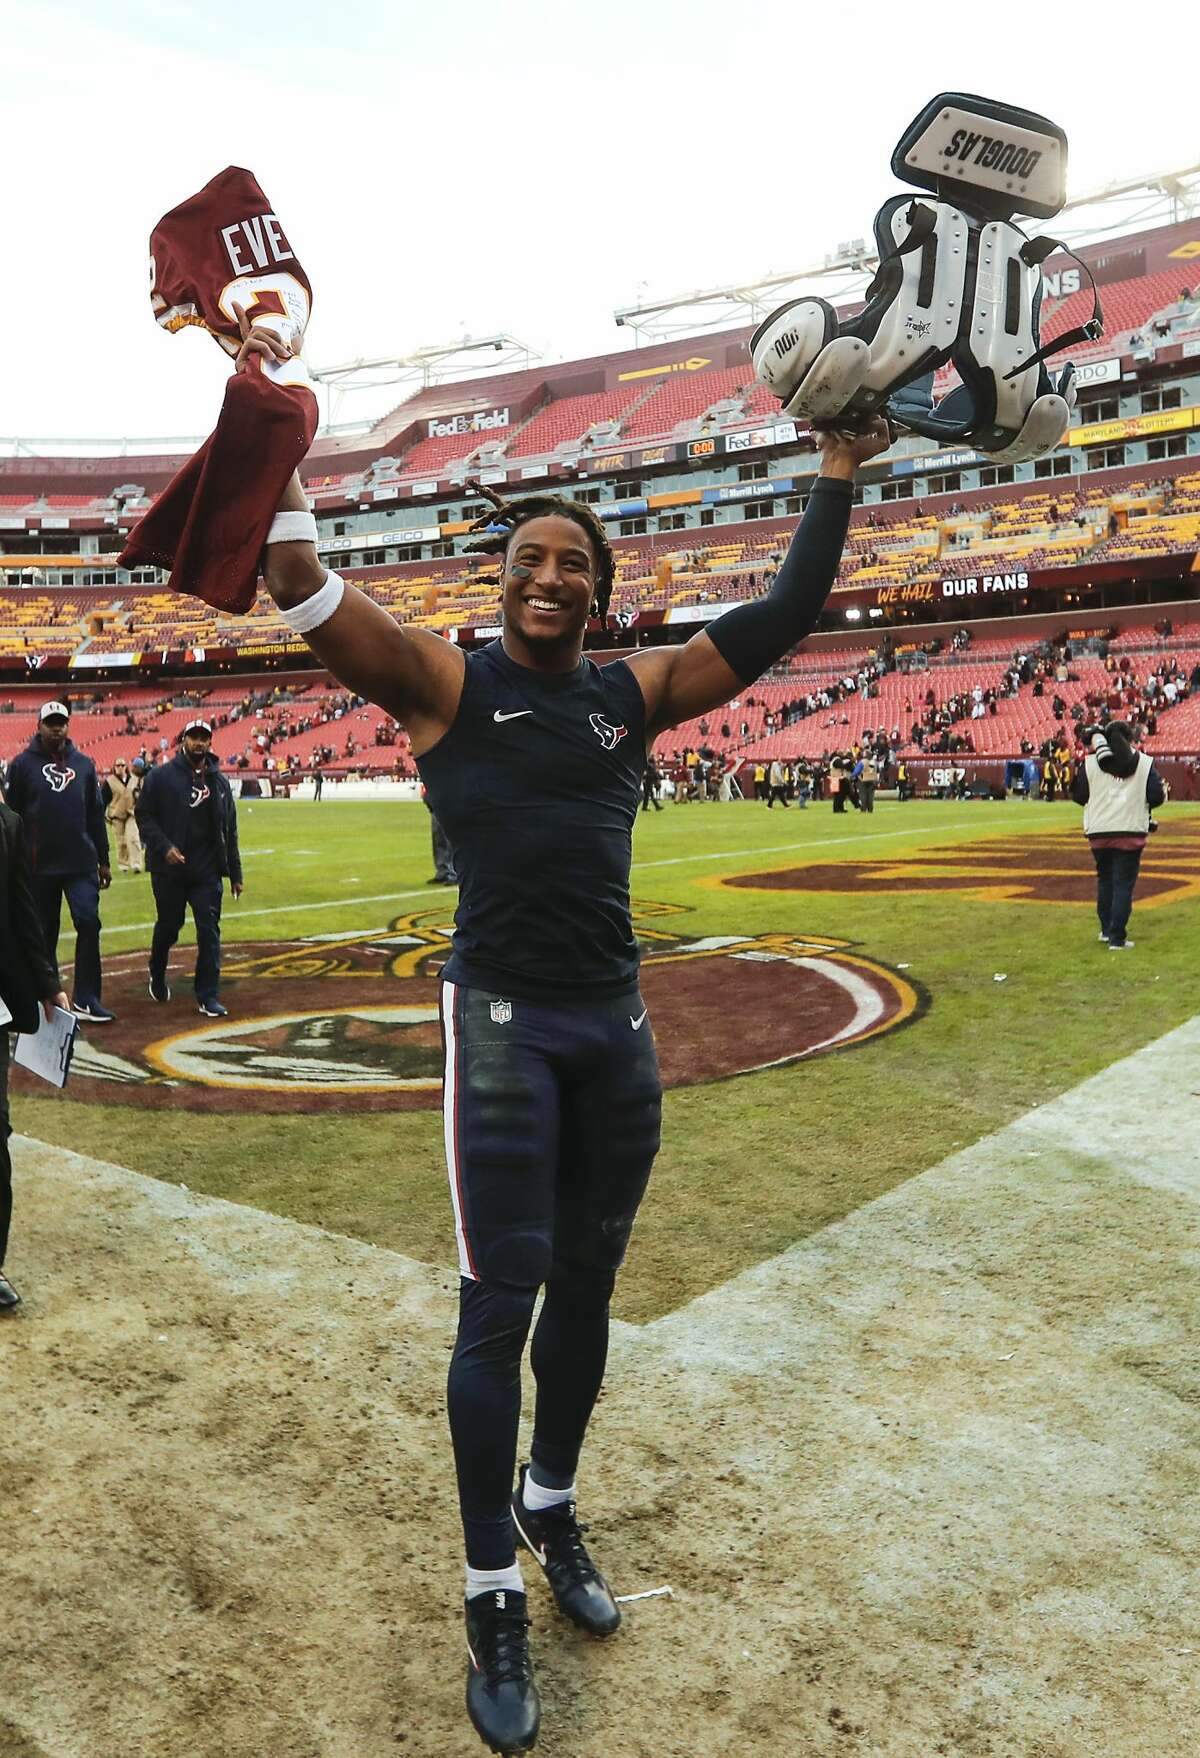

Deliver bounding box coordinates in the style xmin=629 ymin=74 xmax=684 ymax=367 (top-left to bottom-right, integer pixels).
xmin=941 ymin=571 xmax=1029 ymax=598
xmin=427 ymin=407 xmax=510 ymax=439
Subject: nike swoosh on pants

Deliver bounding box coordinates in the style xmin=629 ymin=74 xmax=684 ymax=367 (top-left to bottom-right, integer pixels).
xmin=630 ymin=1010 xmax=647 ymax=1029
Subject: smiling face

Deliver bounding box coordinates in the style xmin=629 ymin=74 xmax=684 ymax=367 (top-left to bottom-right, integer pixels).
xmin=501 ymin=514 xmax=596 ymax=669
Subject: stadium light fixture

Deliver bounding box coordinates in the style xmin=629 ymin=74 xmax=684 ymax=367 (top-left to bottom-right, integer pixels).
xmin=845 ymin=607 xmax=862 ymax=621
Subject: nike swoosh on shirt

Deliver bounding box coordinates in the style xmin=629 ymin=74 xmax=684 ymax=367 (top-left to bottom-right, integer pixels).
xmin=493 ymin=710 xmax=533 ymax=723
xmin=630 ymin=1010 xmax=648 ymax=1030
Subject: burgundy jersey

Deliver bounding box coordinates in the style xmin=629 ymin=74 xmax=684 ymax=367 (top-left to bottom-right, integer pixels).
xmin=120 ymin=168 xmax=318 ymax=613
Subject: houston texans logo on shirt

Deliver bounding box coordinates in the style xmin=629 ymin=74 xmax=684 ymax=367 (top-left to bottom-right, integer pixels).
xmin=41 ymin=763 xmax=76 ymax=793
xmin=589 ymin=714 xmax=627 ymax=751
xmin=190 ymin=782 xmax=211 ymax=809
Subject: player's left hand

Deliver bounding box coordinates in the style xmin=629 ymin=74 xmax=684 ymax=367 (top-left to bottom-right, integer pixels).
xmin=815 ymin=416 xmax=895 ymax=476
xmin=98 ymin=865 xmax=112 ymax=889
xmin=232 ymin=882 xmax=244 ymax=899
xmin=233 ymin=302 xmax=294 ymax=374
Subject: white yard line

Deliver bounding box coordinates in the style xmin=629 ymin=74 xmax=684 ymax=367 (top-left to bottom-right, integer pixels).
xmin=95 ymin=816 xmax=984 ymax=939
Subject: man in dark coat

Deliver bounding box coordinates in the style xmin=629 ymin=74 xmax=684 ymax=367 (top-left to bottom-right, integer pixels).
xmin=4 ymin=701 xmax=113 ymax=1023
xmin=136 ymin=720 xmax=244 ymax=1017
xmin=0 ymin=798 xmax=69 ymax=1310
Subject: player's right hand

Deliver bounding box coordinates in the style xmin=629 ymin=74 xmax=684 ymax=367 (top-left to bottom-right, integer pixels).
xmin=166 ymin=846 xmax=186 ymax=866
xmin=233 ymin=302 xmax=294 ymax=374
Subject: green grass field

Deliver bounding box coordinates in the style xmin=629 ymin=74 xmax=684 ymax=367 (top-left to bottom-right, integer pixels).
xmin=16 ymin=796 xmax=1200 ymax=1322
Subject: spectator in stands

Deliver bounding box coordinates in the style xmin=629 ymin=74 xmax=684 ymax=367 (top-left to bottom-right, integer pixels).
xmin=137 ymin=720 xmax=243 ymax=1017
xmin=4 ymin=703 xmax=114 ymax=1024
xmin=1071 ymin=722 xmax=1167 ymax=949
xmin=102 ymin=758 xmax=144 ymax=874
xmin=0 ymin=795 xmax=69 ymax=1312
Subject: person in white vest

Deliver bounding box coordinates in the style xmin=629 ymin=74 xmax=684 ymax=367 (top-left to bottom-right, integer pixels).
xmin=1070 ymin=722 xmax=1167 ymax=950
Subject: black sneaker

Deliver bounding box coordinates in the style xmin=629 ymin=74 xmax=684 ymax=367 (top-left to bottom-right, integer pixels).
xmin=464 ymin=1589 xmax=540 ymax=1754
xmin=148 ymin=973 xmax=171 ymax=1004
xmin=512 ymin=1466 xmax=621 ymax=1637
xmin=197 ymin=998 xmax=228 ymax=1018
xmin=0 ymin=1272 xmax=20 ymax=1311
xmin=71 ymin=1000 xmax=115 ymax=1024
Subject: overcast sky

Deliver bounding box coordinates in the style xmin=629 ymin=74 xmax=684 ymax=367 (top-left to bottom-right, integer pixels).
xmin=4 ymin=0 xmax=1198 ymax=445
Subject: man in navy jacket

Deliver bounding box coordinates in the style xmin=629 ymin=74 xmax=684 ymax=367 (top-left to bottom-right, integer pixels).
xmin=4 ymin=701 xmax=114 ymax=1023
xmin=136 ymin=720 xmax=244 ymax=1016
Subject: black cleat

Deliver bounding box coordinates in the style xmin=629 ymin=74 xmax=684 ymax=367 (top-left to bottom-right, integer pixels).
xmin=512 ymin=1466 xmax=621 ymax=1637
xmin=465 ymin=1589 xmax=540 ymax=1754
xmin=148 ymin=973 xmax=171 ymax=1004
xmin=0 ymin=1272 xmax=21 ymax=1311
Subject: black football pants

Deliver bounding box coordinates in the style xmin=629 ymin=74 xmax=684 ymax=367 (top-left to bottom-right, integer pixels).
xmin=439 ymin=980 xmax=662 ymax=1568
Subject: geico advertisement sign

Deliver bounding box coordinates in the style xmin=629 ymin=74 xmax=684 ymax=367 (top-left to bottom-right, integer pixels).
xmin=426 ymin=408 xmax=510 ymax=438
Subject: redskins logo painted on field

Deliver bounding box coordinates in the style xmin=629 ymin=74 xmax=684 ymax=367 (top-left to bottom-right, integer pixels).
xmin=30 ymin=901 xmax=924 ymax=1114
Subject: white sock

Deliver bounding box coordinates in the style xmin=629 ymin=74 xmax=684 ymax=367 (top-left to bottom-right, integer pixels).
xmin=523 ymin=1469 xmax=577 ymax=1512
xmin=466 ymin=1561 xmax=525 ymax=1600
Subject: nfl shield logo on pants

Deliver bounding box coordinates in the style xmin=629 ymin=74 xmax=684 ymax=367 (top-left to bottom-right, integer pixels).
xmin=490 ymin=999 xmax=513 ymax=1025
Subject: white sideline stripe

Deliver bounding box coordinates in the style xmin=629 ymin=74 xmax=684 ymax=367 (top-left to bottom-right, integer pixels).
xmin=638 ymin=1011 xmax=1200 ymax=1359
xmin=93 ymin=818 xmax=983 ymax=940
xmin=440 ymin=980 xmax=473 ymax=1280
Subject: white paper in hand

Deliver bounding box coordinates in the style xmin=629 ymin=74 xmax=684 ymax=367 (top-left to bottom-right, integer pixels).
xmin=14 ymin=1006 xmax=79 ymax=1089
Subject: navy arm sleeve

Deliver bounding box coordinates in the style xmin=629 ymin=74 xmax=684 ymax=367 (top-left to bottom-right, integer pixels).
xmin=705 ymin=477 xmax=854 ymax=685
xmin=135 ymin=771 xmax=171 ymax=862
xmin=225 ymin=790 xmax=243 ymax=886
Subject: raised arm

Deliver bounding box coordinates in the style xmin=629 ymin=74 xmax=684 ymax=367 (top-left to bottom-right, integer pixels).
xmin=629 ymin=422 xmax=890 ymax=740
xmin=235 ymin=313 xmax=465 ymax=752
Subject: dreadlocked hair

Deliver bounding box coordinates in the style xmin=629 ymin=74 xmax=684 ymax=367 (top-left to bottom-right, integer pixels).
xmin=462 ymin=478 xmax=616 ymax=628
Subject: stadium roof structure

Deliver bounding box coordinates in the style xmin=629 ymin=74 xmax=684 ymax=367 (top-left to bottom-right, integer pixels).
xmin=611 ymin=163 xmax=1200 ymax=343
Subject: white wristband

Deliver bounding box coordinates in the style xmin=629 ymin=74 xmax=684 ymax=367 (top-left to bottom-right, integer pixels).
xmin=278 ymin=570 xmax=345 ymax=634
xmin=266 ymin=509 xmax=318 ymax=545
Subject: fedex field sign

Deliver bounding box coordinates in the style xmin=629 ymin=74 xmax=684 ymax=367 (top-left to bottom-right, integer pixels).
xmin=427 ymin=408 xmax=510 ymax=439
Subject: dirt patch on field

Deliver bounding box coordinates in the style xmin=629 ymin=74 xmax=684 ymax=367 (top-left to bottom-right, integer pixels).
xmin=721 ymin=821 xmax=1200 ymax=908
xmin=26 ymin=906 xmax=919 ymax=1113
xmin=4 ymin=1015 xmax=1200 ymax=1758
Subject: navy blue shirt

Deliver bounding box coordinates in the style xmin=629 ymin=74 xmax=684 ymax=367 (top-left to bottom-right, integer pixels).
xmin=4 ymin=736 xmax=109 ymax=877
xmin=416 ymin=642 xmax=646 ymax=1000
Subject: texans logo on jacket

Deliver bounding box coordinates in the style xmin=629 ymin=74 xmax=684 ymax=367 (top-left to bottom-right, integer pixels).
xmin=41 ymin=763 xmax=76 ymax=794
xmin=589 ymin=714 xmax=628 ymax=751
xmin=190 ymin=782 xmax=211 ymax=809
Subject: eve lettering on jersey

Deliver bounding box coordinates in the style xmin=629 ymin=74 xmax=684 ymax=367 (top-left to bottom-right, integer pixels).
xmin=220 ymin=214 xmax=295 ymax=278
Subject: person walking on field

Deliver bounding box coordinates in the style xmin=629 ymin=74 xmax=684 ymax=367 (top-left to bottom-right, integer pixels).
xmin=857 ymin=753 xmax=878 ymax=813
xmin=1071 ymin=721 xmax=1166 ymax=950
xmin=4 ymin=701 xmax=114 ymax=1023
xmin=829 ymin=753 xmax=848 ymax=813
xmin=765 ymin=758 xmax=790 ymax=807
xmin=0 ymin=797 xmax=68 ymax=1311
xmin=136 ymin=720 xmax=243 ymax=1015
xmin=102 ymin=757 xmax=144 ymax=872
xmin=641 ymin=756 xmax=664 ymax=812
xmin=235 ymin=299 xmax=888 ymax=1756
